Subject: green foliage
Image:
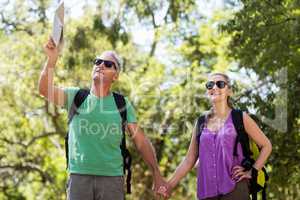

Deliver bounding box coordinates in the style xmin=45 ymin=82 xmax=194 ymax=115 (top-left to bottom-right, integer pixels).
xmin=0 ymin=0 xmax=299 ymax=199
xmin=222 ymin=0 xmax=300 ymax=199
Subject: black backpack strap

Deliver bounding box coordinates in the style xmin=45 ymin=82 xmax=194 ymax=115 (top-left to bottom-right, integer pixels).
xmin=68 ymin=88 xmax=90 ymax=124
xmin=65 ymin=88 xmax=90 ymax=169
xmin=196 ymin=115 xmax=206 ymax=146
xmin=262 ymin=185 xmax=267 ymax=200
xmin=261 ymin=167 xmax=268 ymax=200
xmin=250 ymin=168 xmax=259 ymax=200
xmin=231 ymin=109 xmax=251 ymax=158
xmin=232 ymin=109 xmax=256 ymax=173
xmin=112 ymin=92 xmax=132 ymax=194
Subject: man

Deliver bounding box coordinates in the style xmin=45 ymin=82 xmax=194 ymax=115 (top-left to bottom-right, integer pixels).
xmin=38 ymin=37 xmax=166 ymax=200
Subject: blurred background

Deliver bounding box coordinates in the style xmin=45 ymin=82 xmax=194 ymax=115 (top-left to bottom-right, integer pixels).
xmin=0 ymin=0 xmax=299 ymax=199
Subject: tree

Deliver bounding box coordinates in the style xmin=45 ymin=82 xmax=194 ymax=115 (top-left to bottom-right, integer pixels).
xmin=221 ymin=0 xmax=300 ymax=199
xmin=2 ymin=0 xmax=298 ymax=199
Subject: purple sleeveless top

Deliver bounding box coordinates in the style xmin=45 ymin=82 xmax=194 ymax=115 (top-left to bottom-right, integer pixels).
xmin=197 ymin=111 xmax=244 ymax=199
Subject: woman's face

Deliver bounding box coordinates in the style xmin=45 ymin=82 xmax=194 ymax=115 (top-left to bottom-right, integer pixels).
xmin=206 ymin=75 xmax=231 ymax=103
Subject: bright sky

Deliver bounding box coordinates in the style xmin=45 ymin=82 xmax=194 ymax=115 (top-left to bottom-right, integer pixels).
xmin=47 ymin=0 xmax=228 ymax=46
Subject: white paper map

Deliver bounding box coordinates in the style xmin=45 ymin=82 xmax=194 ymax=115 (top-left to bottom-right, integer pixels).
xmin=51 ymin=0 xmax=64 ymax=48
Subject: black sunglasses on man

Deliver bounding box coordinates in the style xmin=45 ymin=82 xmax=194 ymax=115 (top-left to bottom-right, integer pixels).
xmin=94 ymin=58 xmax=117 ymax=70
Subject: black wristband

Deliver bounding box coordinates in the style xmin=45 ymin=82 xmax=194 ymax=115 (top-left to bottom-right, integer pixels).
xmin=251 ymin=166 xmax=258 ymax=178
xmin=241 ymin=158 xmax=253 ymax=171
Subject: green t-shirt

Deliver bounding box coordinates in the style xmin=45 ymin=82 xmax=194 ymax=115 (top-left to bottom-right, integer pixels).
xmin=63 ymin=87 xmax=137 ymax=176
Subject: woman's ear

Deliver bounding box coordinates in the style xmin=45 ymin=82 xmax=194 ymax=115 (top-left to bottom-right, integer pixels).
xmin=228 ymin=88 xmax=233 ymax=97
xmin=112 ymin=73 xmax=119 ymax=82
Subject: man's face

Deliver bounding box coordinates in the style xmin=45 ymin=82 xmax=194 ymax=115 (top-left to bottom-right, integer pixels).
xmin=92 ymin=52 xmax=119 ymax=84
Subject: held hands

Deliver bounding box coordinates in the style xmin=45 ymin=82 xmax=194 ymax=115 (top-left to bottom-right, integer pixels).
xmin=152 ymin=173 xmax=174 ymax=200
xmin=152 ymin=174 xmax=168 ymax=199
xmin=157 ymin=182 xmax=172 ymax=199
xmin=154 ymin=177 xmax=175 ymax=199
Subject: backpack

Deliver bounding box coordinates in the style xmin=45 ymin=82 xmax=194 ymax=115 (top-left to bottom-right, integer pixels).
xmin=196 ymin=109 xmax=269 ymax=200
xmin=65 ymin=88 xmax=132 ymax=194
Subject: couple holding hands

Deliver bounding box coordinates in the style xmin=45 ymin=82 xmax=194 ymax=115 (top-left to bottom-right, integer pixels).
xmin=39 ymin=38 xmax=272 ymax=200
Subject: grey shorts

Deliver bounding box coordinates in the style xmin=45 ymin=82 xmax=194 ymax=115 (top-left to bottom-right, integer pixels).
xmin=66 ymin=174 xmax=124 ymax=200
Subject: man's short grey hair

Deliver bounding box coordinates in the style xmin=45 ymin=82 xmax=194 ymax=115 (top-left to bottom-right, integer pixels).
xmin=103 ymin=50 xmax=122 ymax=72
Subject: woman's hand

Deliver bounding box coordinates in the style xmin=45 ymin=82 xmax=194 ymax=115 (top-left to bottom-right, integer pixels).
xmin=232 ymin=165 xmax=252 ymax=182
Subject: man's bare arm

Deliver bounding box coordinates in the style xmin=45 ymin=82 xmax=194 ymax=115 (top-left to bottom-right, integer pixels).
xmin=38 ymin=37 xmax=66 ymax=107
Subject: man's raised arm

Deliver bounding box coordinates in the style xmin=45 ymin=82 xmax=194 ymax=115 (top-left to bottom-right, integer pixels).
xmin=38 ymin=37 xmax=66 ymax=107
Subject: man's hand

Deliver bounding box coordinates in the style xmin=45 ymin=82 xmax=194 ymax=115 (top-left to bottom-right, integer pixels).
xmin=44 ymin=37 xmax=59 ymax=63
xmin=38 ymin=36 xmax=66 ymax=106
xmin=127 ymin=123 xmax=169 ymax=199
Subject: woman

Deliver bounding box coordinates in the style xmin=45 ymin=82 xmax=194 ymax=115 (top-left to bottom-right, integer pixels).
xmin=159 ymin=73 xmax=272 ymax=200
